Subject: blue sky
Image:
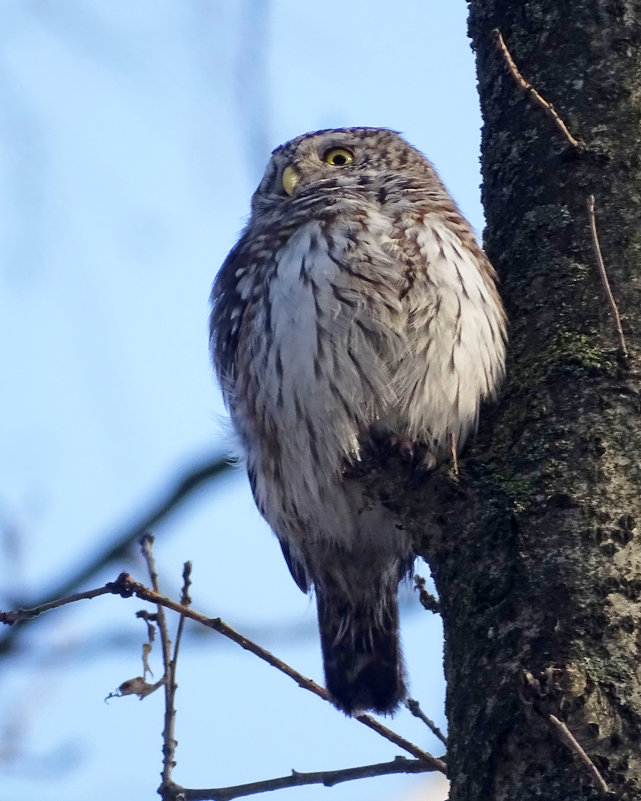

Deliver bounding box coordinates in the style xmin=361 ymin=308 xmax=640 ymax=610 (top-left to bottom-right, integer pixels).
xmin=0 ymin=3 xmax=483 ymax=799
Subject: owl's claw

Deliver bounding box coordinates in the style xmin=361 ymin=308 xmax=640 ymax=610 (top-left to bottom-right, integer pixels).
xmin=369 ymin=431 xmax=437 ymax=476
xmin=386 ymin=434 xmax=415 ymax=462
xmin=407 ymin=450 xmax=438 ymax=486
xmin=367 ymin=429 xmax=410 ymax=463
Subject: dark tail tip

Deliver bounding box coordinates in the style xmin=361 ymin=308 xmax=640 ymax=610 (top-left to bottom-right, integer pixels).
xmin=317 ymin=591 xmax=405 ymax=716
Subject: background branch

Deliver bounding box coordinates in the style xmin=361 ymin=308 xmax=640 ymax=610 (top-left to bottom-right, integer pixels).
xmin=0 ymin=454 xmax=230 ymax=655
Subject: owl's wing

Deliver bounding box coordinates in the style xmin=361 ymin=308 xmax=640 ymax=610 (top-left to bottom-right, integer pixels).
xmin=278 ymin=538 xmax=309 ymax=593
xmin=209 ymin=231 xmax=256 ymax=395
xmin=246 ymin=458 xmax=310 ymax=592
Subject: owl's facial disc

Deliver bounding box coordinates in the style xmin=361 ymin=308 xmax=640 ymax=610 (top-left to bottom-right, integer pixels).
xmin=282 ymin=165 xmax=299 ymax=196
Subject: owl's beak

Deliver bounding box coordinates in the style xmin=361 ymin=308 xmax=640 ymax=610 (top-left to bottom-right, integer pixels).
xmin=282 ymin=165 xmax=299 ymax=196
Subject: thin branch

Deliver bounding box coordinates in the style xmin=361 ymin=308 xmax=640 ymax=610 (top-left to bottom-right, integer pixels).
xmin=587 ymin=195 xmax=628 ymax=357
xmin=166 ymin=757 xmax=430 ymax=801
xmin=173 ymin=561 xmax=192 ymax=665
xmin=492 ymin=29 xmax=583 ymax=150
xmin=0 ymin=584 xmax=114 ymax=623
xmin=160 ymin=561 xmax=193 ymax=799
xmin=140 ymin=535 xmax=173 ymax=674
xmin=547 ymin=714 xmax=610 ymax=798
xmin=141 ymin=535 xmax=178 ymax=798
xmin=406 ymin=699 xmax=447 ymax=746
xmin=1 ymin=572 xmax=446 ymax=774
xmin=521 ymin=672 xmax=610 ymax=798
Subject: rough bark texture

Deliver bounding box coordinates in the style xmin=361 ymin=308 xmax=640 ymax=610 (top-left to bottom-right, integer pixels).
xmin=362 ymin=2 xmax=641 ymax=799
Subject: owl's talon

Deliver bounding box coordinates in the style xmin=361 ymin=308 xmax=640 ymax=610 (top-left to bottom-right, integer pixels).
xmin=406 ymin=448 xmax=437 ymax=486
xmin=389 ymin=435 xmax=415 ymax=462
xmin=370 ymin=432 xmax=440 ymax=477
xmin=369 ymin=431 xmax=415 ymax=463
xmin=416 ymin=450 xmax=438 ymax=472
xmin=340 ymin=461 xmax=358 ymax=478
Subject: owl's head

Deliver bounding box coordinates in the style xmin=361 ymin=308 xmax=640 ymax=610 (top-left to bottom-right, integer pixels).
xmin=250 ymin=127 xmax=440 ymax=214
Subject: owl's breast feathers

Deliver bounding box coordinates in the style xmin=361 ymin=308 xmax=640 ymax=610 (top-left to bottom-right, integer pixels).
xmin=212 ymin=183 xmax=505 ymax=471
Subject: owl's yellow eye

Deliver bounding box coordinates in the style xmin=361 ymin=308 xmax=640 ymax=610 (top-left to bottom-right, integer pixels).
xmin=282 ymin=165 xmax=298 ymax=195
xmin=323 ymin=148 xmax=354 ymax=167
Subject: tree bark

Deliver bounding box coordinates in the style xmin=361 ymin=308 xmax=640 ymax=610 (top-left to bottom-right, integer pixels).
xmin=364 ymin=3 xmax=641 ymax=799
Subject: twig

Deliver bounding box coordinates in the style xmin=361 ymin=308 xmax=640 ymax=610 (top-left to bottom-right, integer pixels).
xmin=521 ymin=672 xmax=610 ymax=798
xmin=165 ymin=757 xmax=430 ymax=801
xmin=173 ymin=561 xmax=192 ymax=666
xmin=140 ymin=536 xmax=178 ymax=797
xmin=492 ymin=29 xmax=583 ymax=150
xmin=140 ymin=535 xmax=173 ymax=675
xmin=406 ymin=699 xmax=447 ymax=746
xmin=414 ymin=575 xmax=440 ymax=614
xmin=493 ymin=34 xmax=626 ymax=361
xmin=160 ymin=561 xmax=193 ymax=792
xmin=587 ymin=195 xmax=628 ymax=357
xmin=0 ymin=584 xmax=115 ymax=623
xmin=547 ymin=713 xmax=610 ymax=798
xmin=2 ymin=572 xmax=446 ymax=773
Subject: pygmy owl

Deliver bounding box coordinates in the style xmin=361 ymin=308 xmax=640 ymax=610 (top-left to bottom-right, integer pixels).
xmin=210 ymin=127 xmax=506 ymax=715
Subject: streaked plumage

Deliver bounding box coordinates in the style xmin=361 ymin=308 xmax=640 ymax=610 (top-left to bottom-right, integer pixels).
xmin=210 ymin=127 xmax=506 ymax=715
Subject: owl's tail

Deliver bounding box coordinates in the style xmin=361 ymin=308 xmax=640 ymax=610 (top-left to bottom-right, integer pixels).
xmin=316 ymin=583 xmax=405 ymax=716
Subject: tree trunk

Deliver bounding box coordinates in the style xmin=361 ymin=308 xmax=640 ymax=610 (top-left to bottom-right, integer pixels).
xmin=448 ymin=2 xmax=641 ymax=797
xmin=364 ymin=3 xmax=641 ymax=799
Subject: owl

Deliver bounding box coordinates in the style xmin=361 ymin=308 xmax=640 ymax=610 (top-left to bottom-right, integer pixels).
xmin=210 ymin=127 xmax=506 ymax=715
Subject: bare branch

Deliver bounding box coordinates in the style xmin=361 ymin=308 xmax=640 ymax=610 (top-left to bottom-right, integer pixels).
xmin=587 ymin=195 xmax=628 ymax=357
xmin=521 ymin=671 xmax=610 ymax=797
xmin=118 ymin=575 xmax=445 ymax=771
xmin=165 ymin=756 xmax=432 ymax=801
xmin=1 ymin=572 xmax=446 ymax=773
xmin=179 ymin=561 xmax=193 ymax=607
xmin=140 ymin=535 xmax=180 ymax=798
xmin=0 ymin=584 xmax=115 ymax=623
xmin=116 ymin=574 xmax=445 ymax=771
xmin=159 ymin=561 xmax=194 ymax=799
xmin=492 ymin=29 xmax=584 ymax=150
xmin=173 ymin=561 xmax=192 ymax=666
xmin=141 ymin=535 xmax=173 ymax=667
xmin=406 ymin=699 xmax=447 ymax=746
xmin=547 ymin=714 xmax=610 ymax=798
